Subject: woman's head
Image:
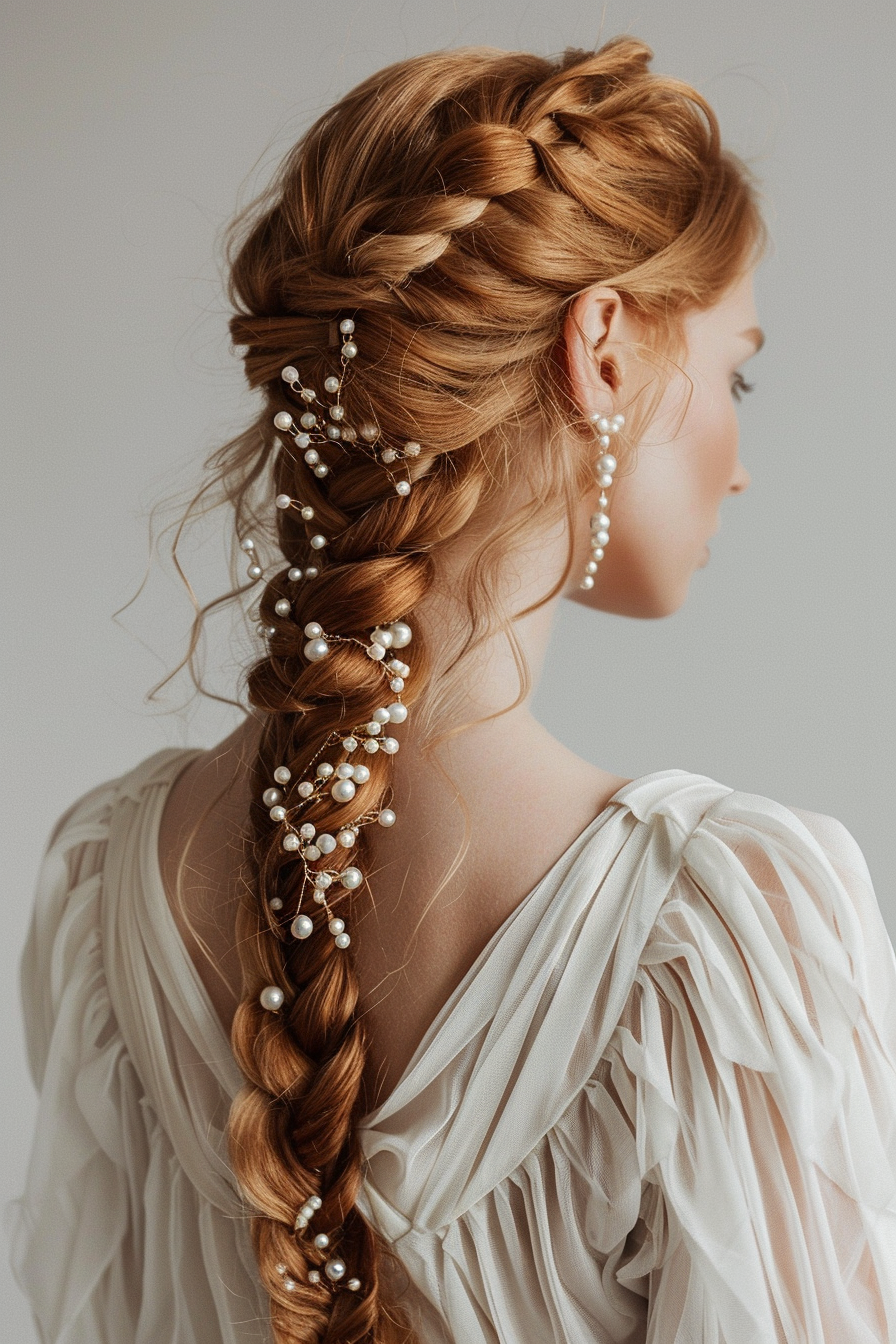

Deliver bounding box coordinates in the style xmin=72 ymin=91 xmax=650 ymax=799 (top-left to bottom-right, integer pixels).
xmin=199 ymin=36 xmax=767 ymax=1342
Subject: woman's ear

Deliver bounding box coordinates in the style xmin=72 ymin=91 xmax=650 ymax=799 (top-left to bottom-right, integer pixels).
xmin=563 ymin=285 xmax=638 ymax=416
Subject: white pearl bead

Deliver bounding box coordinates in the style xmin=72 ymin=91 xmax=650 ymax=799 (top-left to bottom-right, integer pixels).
xmin=329 ymin=404 xmax=345 ymax=421
xmin=612 ymin=413 xmax=625 ymax=430
xmin=297 ymin=781 xmax=314 ymax=798
xmin=308 ymin=1269 xmax=321 ymax=1284
xmin=300 ymin=505 xmax=315 ymax=521
xmin=337 ymin=829 xmax=356 ymax=847
xmin=281 ymin=366 xmax=299 ymax=383
xmin=262 ymin=625 xmax=276 ymax=637
xmin=283 ymin=833 xmax=301 ymax=851
xmin=313 ymin=463 xmax=328 ymax=478
xmin=387 ymin=658 xmax=409 ymax=675
xmin=580 ymin=575 xmax=595 ymax=589
xmin=305 ymin=565 xmax=320 ymax=579
xmin=594 ymin=512 xmax=611 ymax=529
xmin=339 ymin=318 xmax=355 ymax=334
xmin=263 ymin=787 xmax=283 ymax=807
xmin=291 ymin=914 xmax=314 ymax=939
xmin=395 ymin=480 xmax=411 ymax=497
xmin=378 ymin=809 xmax=396 ymax=827
xmin=598 ymin=434 xmax=611 ymax=449
xmin=341 ymin=341 xmax=357 ymax=358
xmin=585 ymin=560 xmax=598 ymax=575
xmin=275 ymin=493 xmax=291 ymax=508
xmin=341 ymin=425 xmax=357 ymax=442
xmin=273 ymin=412 xmax=294 ymax=431
xmin=316 ymin=762 xmax=334 ymax=778
xmin=371 ymin=628 xmax=393 ymax=648
xmin=313 ymin=890 xmax=326 ymax=903
xmin=596 ymin=416 xmax=611 ymax=435
xmin=314 ymin=1233 xmax=329 ymax=1250
xmin=595 ymin=529 xmax=610 ymax=546
xmin=342 ymin=737 xmax=358 ymax=752
xmin=346 ymin=1278 xmax=361 ymax=1291
xmin=308 ymin=1195 xmax=322 ymax=1210
xmin=389 ymin=621 xmax=412 ymax=648
xmin=270 ymin=897 xmax=283 ymax=911
xmin=325 ymin=1257 xmax=346 ymax=1280
xmin=386 ymin=702 xmax=408 ymax=724
xmin=403 ymin=441 xmax=421 ymax=457
xmin=304 ymin=844 xmax=321 ymax=860
xmin=334 ymin=932 xmax=351 ymax=950
xmin=300 ymin=387 xmax=316 ymax=403
xmin=381 ymin=448 xmax=397 ymax=464
xmin=304 ymin=620 xmax=322 ymax=637
xmin=248 ymin=564 xmax=263 ymax=579
xmin=598 ymin=453 xmax=617 ymax=474
xmin=288 ymin=567 xmax=303 ymax=582
xmin=304 ymin=638 xmax=329 ymax=661
xmin=372 ymin=706 xmax=391 ymax=723
xmin=259 ymin=985 xmax=284 ymax=1012
xmin=283 ymin=1277 xmax=297 ymax=1291
xmin=309 ymin=534 xmax=327 ymax=550
xmin=340 ymin=867 xmax=363 ymax=889
xmin=299 ymin=413 xmax=317 ymax=430
xmin=299 ymin=823 xmax=316 ymax=840
xmin=360 ymin=423 xmax=379 ymax=442
xmin=366 ymin=721 xmax=382 ymax=735
xmin=240 ymin=537 xmax=256 ymax=552
xmin=274 ymin=598 xmax=291 ymax=616
xmin=366 ymin=643 xmax=385 ymax=660
xmin=269 ymin=805 xmax=287 ymax=822
xmin=316 ymin=833 xmax=337 ymax=854
xmin=390 ymin=677 xmax=405 ymax=692
xmin=324 ymin=376 xmax=340 ymax=393
xmin=336 ymin=763 xmax=354 ymax=778
xmin=296 ymin=433 xmax=310 ymax=449
xmin=331 ymin=778 xmax=356 ymax=803
xmin=351 ymin=764 xmax=370 ymax=784
xmin=380 ymin=737 xmax=399 ymax=754
xmin=276 ymin=1262 xmax=288 ymax=1275
xmin=328 ymin=918 xmax=345 ymax=935
xmin=303 ymin=448 xmax=319 ymax=465
xmin=300 ymin=1201 xmax=315 ymax=1218
xmin=326 ymin=425 xmax=341 ymax=440
xmin=274 ymin=766 xmax=291 ymax=784
xmin=592 ymin=546 xmax=605 ymax=560
xmin=598 ymin=472 xmax=614 ymax=488
xmin=363 ymin=739 xmax=379 ymax=754
xmin=314 ymin=872 xmax=332 ymax=888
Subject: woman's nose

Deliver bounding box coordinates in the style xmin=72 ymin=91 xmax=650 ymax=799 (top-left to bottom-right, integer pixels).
xmin=729 ymin=459 xmax=751 ymax=494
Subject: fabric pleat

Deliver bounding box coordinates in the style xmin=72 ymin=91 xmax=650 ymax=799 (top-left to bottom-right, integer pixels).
xmin=6 ymin=747 xmax=896 ymax=1342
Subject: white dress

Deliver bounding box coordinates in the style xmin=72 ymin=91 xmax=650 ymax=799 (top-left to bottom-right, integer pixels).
xmin=7 ymin=746 xmax=896 ymax=1343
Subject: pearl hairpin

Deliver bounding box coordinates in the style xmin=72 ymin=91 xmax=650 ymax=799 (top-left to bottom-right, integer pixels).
xmin=272 ymin=319 xmax=418 ymax=499
xmin=580 ymin=413 xmax=624 ymax=590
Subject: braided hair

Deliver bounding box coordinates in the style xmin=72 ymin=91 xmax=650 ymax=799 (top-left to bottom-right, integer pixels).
xmin=169 ymin=36 xmax=763 ymax=1343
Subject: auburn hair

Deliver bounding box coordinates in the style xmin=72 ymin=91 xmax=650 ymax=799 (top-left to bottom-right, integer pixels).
xmin=159 ymin=35 xmax=765 ymax=1343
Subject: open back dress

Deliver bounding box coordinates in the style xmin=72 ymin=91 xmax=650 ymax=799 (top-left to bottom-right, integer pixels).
xmin=8 ymin=745 xmax=896 ymax=1342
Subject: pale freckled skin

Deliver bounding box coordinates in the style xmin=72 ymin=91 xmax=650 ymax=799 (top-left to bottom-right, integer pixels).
xmin=567 ymin=267 xmax=761 ymax=618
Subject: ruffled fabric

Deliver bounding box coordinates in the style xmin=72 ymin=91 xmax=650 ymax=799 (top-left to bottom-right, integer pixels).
xmin=7 ymin=751 xmax=896 ymax=1343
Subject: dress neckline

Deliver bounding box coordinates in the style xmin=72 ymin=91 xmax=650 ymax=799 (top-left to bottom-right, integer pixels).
xmin=139 ymin=746 xmax=686 ymax=1120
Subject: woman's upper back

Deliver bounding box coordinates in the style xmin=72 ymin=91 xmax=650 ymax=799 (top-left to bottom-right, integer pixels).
xmin=9 ymin=745 xmax=896 ymax=1342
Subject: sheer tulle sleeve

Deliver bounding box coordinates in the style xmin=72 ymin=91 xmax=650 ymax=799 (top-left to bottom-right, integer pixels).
xmin=607 ymin=792 xmax=896 ymax=1342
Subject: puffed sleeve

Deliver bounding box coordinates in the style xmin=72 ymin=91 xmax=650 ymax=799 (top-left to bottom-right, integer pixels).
xmin=606 ymin=790 xmax=896 ymax=1342
xmin=4 ymin=777 xmax=151 ymax=1340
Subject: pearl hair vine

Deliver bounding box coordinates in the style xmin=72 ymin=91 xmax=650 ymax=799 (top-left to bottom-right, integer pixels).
xmin=579 ymin=411 xmax=624 ymax=590
xmin=255 ymin=618 xmax=412 ymax=974
xmin=273 ymin=1196 xmax=363 ymax=1297
xmin=272 ymin=317 xmax=421 ymax=510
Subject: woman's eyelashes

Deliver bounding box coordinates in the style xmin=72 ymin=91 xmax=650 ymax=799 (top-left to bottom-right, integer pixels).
xmin=731 ymin=370 xmax=755 ymax=401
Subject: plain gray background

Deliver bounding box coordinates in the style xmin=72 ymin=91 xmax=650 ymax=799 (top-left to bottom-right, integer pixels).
xmin=2 ymin=0 xmax=893 ymax=1331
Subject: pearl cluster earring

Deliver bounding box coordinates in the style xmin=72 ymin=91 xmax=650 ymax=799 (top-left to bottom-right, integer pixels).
xmin=255 ymin=619 xmax=411 ymax=973
xmin=579 ymin=412 xmax=625 ymax=590
xmin=272 ymin=1197 xmax=363 ymax=1296
xmin=272 ymin=318 xmax=419 ymax=504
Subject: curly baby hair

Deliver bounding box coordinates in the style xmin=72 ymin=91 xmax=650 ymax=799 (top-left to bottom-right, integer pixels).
xmin=160 ymin=35 xmax=766 ymax=1344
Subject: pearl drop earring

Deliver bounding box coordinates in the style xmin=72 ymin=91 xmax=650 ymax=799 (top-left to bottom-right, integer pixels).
xmin=580 ymin=413 xmax=624 ymax=590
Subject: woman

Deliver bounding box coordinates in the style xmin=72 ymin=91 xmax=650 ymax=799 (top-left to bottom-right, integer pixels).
xmin=10 ymin=35 xmax=896 ymax=1344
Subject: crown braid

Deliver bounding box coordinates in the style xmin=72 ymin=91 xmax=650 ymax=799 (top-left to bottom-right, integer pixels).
xmin=196 ymin=36 xmax=767 ymax=1343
